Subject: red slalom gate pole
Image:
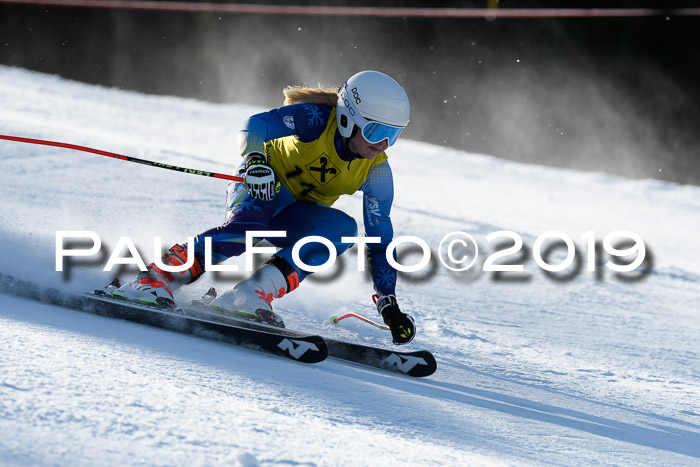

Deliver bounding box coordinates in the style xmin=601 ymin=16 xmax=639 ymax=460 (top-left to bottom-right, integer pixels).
xmin=0 ymin=134 xmax=244 ymax=182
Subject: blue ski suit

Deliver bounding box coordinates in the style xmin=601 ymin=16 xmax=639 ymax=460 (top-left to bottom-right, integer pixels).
xmin=191 ymin=103 xmax=398 ymax=296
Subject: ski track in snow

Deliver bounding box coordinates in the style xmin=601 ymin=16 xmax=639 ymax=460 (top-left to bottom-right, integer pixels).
xmin=1 ymin=66 xmax=699 ymax=466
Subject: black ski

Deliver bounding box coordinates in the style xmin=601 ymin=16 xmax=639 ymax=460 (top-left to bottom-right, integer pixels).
xmin=85 ymin=293 xmax=327 ymax=363
xmin=324 ymin=338 xmax=437 ymax=377
xmin=0 ymin=274 xmax=327 ymax=364
xmin=185 ymin=301 xmax=438 ymax=377
xmin=0 ymin=273 xmax=436 ymax=376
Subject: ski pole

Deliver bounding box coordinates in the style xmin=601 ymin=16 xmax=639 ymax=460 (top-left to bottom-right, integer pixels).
xmin=330 ymin=312 xmax=390 ymax=331
xmin=0 ymin=134 xmax=244 ymax=182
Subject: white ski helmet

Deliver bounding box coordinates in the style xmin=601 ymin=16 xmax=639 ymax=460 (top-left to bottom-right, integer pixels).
xmin=336 ymin=70 xmax=410 ymax=146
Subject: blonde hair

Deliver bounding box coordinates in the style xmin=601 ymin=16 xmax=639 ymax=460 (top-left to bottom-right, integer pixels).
xmin=283 ymin=85 xmax=338 ymax=107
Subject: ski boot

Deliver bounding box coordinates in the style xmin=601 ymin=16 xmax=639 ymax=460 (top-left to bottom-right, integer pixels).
xmin=110 ymin=244 xmax=203 ymax=308
xmin=210 ymin=258 xmax=299 ymax=328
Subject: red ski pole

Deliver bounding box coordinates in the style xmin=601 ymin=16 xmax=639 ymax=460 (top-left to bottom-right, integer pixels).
xmin=0 ymin=134 xmax=244 ymax=182
xmin=330 ymin=312 xmax=390 ymax=331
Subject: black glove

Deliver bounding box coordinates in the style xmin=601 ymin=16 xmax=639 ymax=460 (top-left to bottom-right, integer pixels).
xmin=244 ymin=151 xmax=278 ymax=201
xmin=376 ymin=294 xmax=415 ymax=345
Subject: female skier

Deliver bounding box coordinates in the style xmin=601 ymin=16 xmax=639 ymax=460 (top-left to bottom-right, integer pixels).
xmin=111 ymin=70 xmax=415 ymax=344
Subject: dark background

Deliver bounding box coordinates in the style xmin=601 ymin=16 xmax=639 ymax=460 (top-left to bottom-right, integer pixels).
xmin=2 ymin=0 xmax=699 ymax=185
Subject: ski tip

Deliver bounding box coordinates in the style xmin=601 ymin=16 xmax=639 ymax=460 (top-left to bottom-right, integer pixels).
xmin=329 ymin=316 xmax=339 ymax=324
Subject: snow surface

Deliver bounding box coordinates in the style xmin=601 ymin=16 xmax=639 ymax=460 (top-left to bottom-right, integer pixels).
xmin=1 ymin=66 xmax=699 ymax=466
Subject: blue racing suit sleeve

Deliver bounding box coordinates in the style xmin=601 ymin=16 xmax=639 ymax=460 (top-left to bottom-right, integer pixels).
xmin=237 ymin=103 xmax=333 ymax=156
xmin=360 ymin=160 xmax=397 ymax=296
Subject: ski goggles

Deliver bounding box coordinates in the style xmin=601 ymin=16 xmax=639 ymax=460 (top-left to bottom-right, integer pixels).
xmin=359 ymin=119 xmax=405 ymax=146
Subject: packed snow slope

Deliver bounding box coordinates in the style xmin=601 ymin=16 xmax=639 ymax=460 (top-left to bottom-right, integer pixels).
xmin=1 ymin=66 xmax=699 ymax=466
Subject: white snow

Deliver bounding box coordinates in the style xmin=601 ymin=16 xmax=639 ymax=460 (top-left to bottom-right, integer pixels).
xmin=1 ymin=66 xmax=699 ymax=466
